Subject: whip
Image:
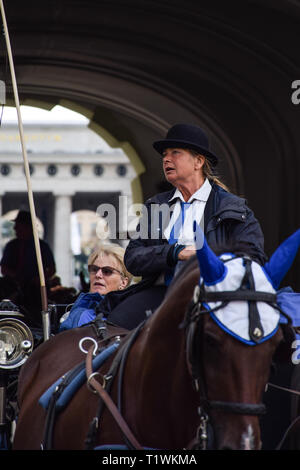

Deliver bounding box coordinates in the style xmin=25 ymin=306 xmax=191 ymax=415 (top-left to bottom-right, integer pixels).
xmin=0 ymin=0 xmax=50 ymax=340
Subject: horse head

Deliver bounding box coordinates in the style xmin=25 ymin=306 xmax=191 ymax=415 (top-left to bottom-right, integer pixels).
xmin=182 ymin=224 xmax=293 ymax=450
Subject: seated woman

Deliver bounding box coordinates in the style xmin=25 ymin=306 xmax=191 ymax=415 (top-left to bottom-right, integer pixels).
xmin=59 ymin=243 xmax=132 ymax=330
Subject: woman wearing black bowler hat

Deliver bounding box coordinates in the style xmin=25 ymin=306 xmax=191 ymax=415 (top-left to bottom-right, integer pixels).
xmin=106 ymin=123 xmax=267 ymax=330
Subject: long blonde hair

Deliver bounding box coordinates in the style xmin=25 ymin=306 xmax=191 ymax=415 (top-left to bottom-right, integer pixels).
xmin=190 ymin=149 xmax=230 ymax=192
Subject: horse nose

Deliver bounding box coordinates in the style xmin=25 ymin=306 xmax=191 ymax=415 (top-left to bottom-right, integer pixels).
xmin=217 ymin=425 xmax=257 ymax=450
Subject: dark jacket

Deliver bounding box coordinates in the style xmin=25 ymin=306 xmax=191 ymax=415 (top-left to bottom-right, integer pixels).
xmin=124 ymin=183 xmax=267 ymax=280
xmin=58 ymin=278 xmax=157 ymax=330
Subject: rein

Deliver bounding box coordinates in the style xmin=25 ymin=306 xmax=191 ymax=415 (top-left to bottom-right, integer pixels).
xmin=265 ymin=382 xmax=300 ymax=450
xmin=85 ymin=344 xmax=143 ymax=450
xmin=84 ymin=322 xmax=145 ymax=450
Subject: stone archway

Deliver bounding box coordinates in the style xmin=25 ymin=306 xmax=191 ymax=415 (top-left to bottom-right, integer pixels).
xmin=0 ymin=0 xmax=299 ymax=288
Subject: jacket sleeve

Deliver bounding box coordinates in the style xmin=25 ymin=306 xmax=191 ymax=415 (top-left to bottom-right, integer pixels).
xmin=124 ymin=200 xmax=176 ymax=277
xmin=124 ymin=237 xmax=174 ymax=277
xmin=227 ymin=206 xmax=267 ymax=265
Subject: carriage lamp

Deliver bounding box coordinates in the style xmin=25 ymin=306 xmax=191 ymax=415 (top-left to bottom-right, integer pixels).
xmin=0 ymin=319 xmax=33 ymax=370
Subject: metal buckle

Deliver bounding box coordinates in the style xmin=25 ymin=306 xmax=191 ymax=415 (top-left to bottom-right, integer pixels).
xmin=87 ymin=372 xmax=108 ymax=393
xmin=193 ymin=285 xmax=200 ymax=304
xmin=197 ymin=410 xmax=209 ymax=450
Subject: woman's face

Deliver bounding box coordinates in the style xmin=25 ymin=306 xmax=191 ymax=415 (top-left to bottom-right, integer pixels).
xmin=162 ymin=148 xmax=204 ymax=186
xmin=89 ymin=253 xmax=128 ymax=295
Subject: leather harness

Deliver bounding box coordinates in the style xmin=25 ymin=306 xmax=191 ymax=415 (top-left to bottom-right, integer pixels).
xmin=41 ymin=256 xmax=292 ymax=450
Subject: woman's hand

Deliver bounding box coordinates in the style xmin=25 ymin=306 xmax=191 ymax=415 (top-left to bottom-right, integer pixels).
xmin=177 ymin=245 xmax=196 ymax=260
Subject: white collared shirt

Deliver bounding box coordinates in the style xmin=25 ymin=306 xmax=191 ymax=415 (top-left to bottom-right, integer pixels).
xmin=163 ymin=178 xmax=212 ymax=246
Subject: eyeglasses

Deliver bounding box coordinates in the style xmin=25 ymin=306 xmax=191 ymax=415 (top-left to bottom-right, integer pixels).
xmin=88 ymin=265 xmax=124 ymax=277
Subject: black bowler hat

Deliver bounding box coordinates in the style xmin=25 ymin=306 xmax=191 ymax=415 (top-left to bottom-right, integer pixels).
xmin=153 ymin=123 xmax=218 ymax=166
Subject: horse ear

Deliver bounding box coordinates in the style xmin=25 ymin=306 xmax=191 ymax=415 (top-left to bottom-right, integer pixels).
xmin=264 ymin=228 xmax=300 ymax=289
xmin=194 ymin=222 xmax=225 ymax=284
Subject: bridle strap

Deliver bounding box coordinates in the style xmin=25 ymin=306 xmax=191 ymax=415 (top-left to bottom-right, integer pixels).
xmin=205 ymin=400 xmax=266 ymax=416
xmin=201 ymin=290 xmax=277 ymax=303
xmin=267 ymin=382 xmax=300 ymax=397
xmin=185 ymin=258 xmax=272 ymax=428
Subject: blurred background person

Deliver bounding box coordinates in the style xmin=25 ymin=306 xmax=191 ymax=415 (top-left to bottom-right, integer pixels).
xmin=0 ymin=210 xmax=56 ymax=326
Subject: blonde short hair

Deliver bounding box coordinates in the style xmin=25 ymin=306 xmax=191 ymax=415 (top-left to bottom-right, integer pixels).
xmin=88 ymin=242 xmax=132 ymax=284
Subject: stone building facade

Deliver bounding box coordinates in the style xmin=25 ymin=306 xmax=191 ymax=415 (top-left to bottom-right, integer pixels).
xmin=0 ymin=119 xmax=136 ymax=286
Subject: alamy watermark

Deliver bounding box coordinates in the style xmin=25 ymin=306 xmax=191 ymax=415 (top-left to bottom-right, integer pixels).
xmin=95 ymin=195 xmax=204 ymax=247
xmin=291 ymin=80 xmax=300 ymax=105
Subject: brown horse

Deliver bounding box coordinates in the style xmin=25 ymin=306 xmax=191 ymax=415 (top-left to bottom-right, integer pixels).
xmin=13 ymin=255 xmax=286 ymax=451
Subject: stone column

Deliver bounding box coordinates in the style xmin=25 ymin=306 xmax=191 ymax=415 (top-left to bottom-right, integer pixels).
xmin=53 ymin=193 xmax=73 ymax=286
xmin=118 ymin=192 xmax=133 ymax=247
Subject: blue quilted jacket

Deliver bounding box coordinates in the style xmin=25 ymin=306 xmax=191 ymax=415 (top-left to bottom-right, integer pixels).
xmin=59 ymin=292 xmax=103 ymax=331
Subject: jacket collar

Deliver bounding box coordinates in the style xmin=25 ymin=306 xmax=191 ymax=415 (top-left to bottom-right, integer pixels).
xmin=168 ymin=178 xmax=212 ymax=203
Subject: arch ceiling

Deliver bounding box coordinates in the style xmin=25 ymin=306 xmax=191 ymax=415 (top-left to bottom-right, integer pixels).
xmin=0 ymin=0 xmax=300 ymax=287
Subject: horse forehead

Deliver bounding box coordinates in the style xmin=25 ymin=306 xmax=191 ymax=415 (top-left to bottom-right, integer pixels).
xmin=205 ymin=314 xmax=281 ymax=354
xmin=218 ymin=255 xmax=272 ymax=285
